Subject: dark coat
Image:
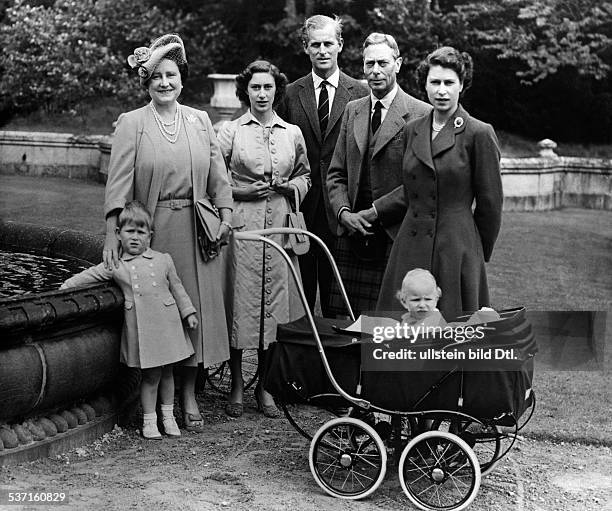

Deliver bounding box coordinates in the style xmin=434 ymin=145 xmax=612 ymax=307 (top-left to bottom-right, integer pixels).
xmin=326 ymin=88 xmax=432 ymax=239
xmin=377 ymin=106 xmax=503 ymax=317
xmin=276 ymin=72 xmax=369 ymax=235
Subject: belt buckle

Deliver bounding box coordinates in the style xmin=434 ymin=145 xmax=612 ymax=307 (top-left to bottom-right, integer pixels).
xmin=170 ymin=199 xmax=181 ymax=210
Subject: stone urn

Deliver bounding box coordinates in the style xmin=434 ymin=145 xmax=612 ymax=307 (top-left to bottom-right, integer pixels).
xmin=208 ymin=73 xmax=242 ymax=132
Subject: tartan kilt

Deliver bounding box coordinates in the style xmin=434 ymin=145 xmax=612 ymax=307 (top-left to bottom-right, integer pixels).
xmin=328 ymin=235 xmax=393 ymax=317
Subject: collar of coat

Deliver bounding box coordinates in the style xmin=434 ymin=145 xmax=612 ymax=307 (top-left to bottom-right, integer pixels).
xmin=121 ymin=247 xmax=154 ymax=261
xmin=411 ymin=104 xmax=470 ymax=171
xmin=239 ymin=110 xmax=288 ymax=129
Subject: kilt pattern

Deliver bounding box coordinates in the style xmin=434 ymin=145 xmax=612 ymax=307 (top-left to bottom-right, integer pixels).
xmin=328 ymin=235 xmax=393 ymax=317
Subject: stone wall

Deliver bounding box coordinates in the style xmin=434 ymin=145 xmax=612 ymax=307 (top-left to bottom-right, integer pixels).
xmin=1 ymin=130 xmax=610 ymax=211
xmin=0 ymin=131 xmax=111 ymax=182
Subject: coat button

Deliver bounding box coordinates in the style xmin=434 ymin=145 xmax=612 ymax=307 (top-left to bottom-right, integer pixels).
xmin=266 ymin=312 xmax=271 ymax=318
xmin=270 ymin=139 xmax=275 ymax=145
xmin=266 ymin=289 xmax=271 ymax=294
xmin=410 ymin=230 xmax=417 ymax=236
xmin=427 ymin=230 xmax=434 ymax=237
xmin=150 ymin=272 xmax=155 ymax=276
xmin=267 ymin=197 xmax=271 ymax=201
xmin=152 ymin=282 xmax=157 ymax=287
xmin=266 ymin=300 xmax=271 ymax=305
xmin=267 ymin=266 xmax=272 ymax=271
xmin=134 ymin=284 xmax=139 ymax=289
xmin=271 ymin=148 xmax=276 ymax=154
xmin=267 ymin=208 xmax=272 ymax=213
xmin=266 ymin=277 xmax=271 ymax=283
xmin=267 ymin=219 xmax=273 ymax=226
xmin=266 ymin=254 xmax=272 ymax=260
xmin=132 ymin=274 xmax=138 ymax=279
xmin=131 ymin=265 xmax=136 ymax=270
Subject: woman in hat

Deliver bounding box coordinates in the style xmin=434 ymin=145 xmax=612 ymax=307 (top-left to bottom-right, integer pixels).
xmin=103 ymin=34 xmax=233 ymax=432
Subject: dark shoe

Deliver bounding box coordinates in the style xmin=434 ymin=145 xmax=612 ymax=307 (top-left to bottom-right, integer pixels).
xmin=225 ymin=402 xmax=243 ymax=418
xmin=254 ymin=392 xmax=280 ymax=419
xmin=183 ymin=412 xmax=205 ymax=433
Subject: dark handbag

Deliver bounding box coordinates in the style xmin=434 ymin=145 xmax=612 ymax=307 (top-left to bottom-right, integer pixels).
xmin=285 ymin=187 xmax=310 ymax=256
xmin=195 ymin=197 xmax=221 ymax=262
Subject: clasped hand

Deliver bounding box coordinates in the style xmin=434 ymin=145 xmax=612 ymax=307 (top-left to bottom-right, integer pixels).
xmin=235 ymin=179 xmax=294 ymax=201
xmin=340 ymin=208 xmax=377 ymax=236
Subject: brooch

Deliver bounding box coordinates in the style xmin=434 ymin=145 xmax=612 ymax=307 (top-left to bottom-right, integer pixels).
xmin=185 ymin=114 xmax=197 ymax=124
xmin=454 ymin=117 xmax=464 ymax=129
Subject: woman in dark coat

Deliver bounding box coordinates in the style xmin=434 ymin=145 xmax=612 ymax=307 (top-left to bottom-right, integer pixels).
xmin=377 ymin=47 xmax=503 ymax=318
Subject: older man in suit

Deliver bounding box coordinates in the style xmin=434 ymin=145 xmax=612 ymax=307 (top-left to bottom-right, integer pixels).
xmin=326 ymin=33 xmax=431 ymax=316
xmin=276 ymin=15 xmax=368 ymax=318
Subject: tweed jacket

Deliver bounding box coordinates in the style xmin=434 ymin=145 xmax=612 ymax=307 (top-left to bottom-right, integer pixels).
xmin=326 ymin=87 xmax=432 ymax=238
xmin=276 ymin=71 xmax=369 ymax=233
xmin=61 ymin=249 xmax=196 ymax=368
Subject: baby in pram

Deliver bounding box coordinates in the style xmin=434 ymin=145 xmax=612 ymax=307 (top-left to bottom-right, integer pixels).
xmin=396 ymin=269 xmax=447 ymax=327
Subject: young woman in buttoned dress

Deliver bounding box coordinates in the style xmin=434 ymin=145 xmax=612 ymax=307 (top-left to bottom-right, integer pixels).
xmin=217 ymin=60 xmax=311 ymax=418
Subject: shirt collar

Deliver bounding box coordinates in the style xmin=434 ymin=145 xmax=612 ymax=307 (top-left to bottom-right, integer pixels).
xmin=312 ymin=68 xmax=340 ymax=90
xmin=370 ymin=84 xmax=399 ymax=112
xmin=240 ymin=110 xmax=288 ymax=129
xmin=121 ymin=247 xmax=154 ymax=261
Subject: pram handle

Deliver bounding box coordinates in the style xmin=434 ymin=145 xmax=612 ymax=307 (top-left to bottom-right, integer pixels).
xmin=233 ymin=227 xmax=355 ymax=321
xmin=233 ymin=229 xmax=370 ymax=410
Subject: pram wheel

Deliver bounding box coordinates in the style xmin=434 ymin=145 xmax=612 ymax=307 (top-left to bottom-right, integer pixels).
xmin=206 ymin=349 xmax=258 ymax=394
xmin=309 ymin=417 xmax=387 ymax=500
xmin=430 ymin=418 xmax=501 ymax=476
xmin=399 ymin=431 xmax=481 ymax=511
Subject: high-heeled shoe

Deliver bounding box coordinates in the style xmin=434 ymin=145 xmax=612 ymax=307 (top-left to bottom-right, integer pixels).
xmin=254 ymin=389 xmax=280 ymax=419
xmin=225 ymin=401 xmax=243 ymax=418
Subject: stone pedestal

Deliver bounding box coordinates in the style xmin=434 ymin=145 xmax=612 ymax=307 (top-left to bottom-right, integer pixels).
xmin=208 ymin=73 xmax=242 ymax=132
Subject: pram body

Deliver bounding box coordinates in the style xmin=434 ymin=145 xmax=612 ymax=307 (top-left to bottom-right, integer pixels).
xmin=235 ymin=228 xmax=537 ymax=511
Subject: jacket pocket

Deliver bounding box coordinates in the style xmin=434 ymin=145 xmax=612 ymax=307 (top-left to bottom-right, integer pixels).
xmin=163 ymin=297 xmax=177 ymax=306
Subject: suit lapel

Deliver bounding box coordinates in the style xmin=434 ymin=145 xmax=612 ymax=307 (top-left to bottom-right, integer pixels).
xmin=326 ymin=72 xmax=351 ymax=138
xmin=372 ymin=90 xmax=407 ymax=158
xmin=182 ymin=108 xmax=201 ymax=198
xmin=353 ymin=97 xmax=370 ymax=156
xmin=431 ymin=105 xmax=469 ymax=158
xmin=298 ymin=78 xmax=321 ymax=143
xmin=411 ymin=113 xmax=435 ymax=171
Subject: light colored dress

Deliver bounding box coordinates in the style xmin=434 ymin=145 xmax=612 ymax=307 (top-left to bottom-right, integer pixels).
xmin=217 ymin=111 xmax=311 ymax=349
xmin=61 ymin=249 xmax=195 ymax=369
xmin=104 ymin=104 xmax=233 ymax=367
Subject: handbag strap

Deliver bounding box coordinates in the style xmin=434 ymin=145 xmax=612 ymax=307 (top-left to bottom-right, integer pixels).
xmin=292 ymin=185 xmax=300 ymax=213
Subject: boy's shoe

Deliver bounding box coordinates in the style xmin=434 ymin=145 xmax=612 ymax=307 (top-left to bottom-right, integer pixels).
xmin=142 ymin=420 xmax=162 ymax=440
xmin=162 ymin=415 xmax=181 ymax=437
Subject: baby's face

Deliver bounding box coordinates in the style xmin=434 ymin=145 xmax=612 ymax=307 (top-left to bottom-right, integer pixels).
xmin=116 ymin=222 xmax=152 ymax=256
xmin=400 ymin=277 xmax=439 ymax=319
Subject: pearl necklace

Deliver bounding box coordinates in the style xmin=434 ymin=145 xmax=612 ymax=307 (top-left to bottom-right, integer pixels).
xmin=150 ymin=102 xmax=181 ymax=143
xmin=432 ymin=119 xmax=446 ymax=132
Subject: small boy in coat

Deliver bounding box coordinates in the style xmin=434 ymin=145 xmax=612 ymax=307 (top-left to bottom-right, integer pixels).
xmin=61 ymin=201 xmax=198 ymax=439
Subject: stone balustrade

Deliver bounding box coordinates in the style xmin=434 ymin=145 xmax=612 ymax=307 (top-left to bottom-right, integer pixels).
xmin=1 ymin=130 xmax=610 ymax=211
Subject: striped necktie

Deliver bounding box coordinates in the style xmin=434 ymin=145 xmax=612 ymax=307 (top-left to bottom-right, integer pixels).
xmin=318 ymin=81 xmax=329 ymax=135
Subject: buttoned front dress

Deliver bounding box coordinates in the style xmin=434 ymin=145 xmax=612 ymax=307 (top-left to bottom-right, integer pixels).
xmin=377 ymin=106 xmax=503 ymax=317
xmin=62 ymin=249 xmax=195 ymax=369
xmin=104 ymin=105 xmax=233 ymax=367
xmin=217 ymin=112 xmax=311 ymax=349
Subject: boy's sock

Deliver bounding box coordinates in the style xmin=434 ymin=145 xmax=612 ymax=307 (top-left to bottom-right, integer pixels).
xmin=160 ymin=404 xmax=181 ymax=437
xmin=142 ymin=412 xmax=161 ymax=440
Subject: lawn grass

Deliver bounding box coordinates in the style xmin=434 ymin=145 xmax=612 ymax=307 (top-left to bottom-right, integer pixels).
xmin=3 ymin=99 xmax=612 ymax=158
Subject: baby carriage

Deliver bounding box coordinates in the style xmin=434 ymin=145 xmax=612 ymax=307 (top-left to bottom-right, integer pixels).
xmin=234 ymin=228 xmax=537 ymax=511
